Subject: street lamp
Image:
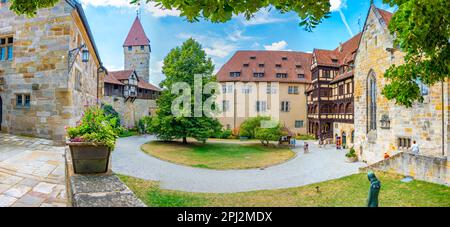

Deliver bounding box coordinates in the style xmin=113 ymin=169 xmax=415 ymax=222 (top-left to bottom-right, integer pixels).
xmin=68 ymin=44 xmax=89 ymax=72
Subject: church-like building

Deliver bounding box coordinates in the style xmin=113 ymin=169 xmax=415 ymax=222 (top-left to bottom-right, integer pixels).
xmin=353 ymin=4 xmax=449 ymax=163
xmin=102 ymin=16 xmax=161 ymax=128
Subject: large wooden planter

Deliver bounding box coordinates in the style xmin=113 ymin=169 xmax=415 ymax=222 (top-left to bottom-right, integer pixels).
xmin=67 ymin=142 xmax=111 ymax=174
xmin=346 ymin=156 xmax=358 ymax=163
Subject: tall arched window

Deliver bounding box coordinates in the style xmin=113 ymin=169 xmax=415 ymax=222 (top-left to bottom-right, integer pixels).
xmin=367 ymin=71 xmax=377 ymax=131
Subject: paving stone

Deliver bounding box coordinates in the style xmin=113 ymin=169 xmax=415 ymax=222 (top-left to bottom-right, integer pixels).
xmin=18 ymin=178 xmax=40 ymax=187
xmin=40 ymin=202 xmax=66 ymax=207
xmin=4 ymin=185 xmax=32 ymax=198
xmin=0 ymin=184 xmax=13 ymax=193
xmin=0 ymin=195 xmax=17 ymax=207
xmin=2 ymin=176 xmax=23 ymax=185
xmin=33 ymin=182 xmax=56 ymax=194
xmin=16 ymin=194 xmax=46 ymax=206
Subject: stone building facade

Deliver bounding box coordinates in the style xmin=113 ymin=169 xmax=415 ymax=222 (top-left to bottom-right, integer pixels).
xmin=216 ymin=51 xmax=311 ymax=135
xmin=0 ymin=0 xmax=106 ymax=142
xmin=123 ymin=17 xmax=151 ymax=83
xmin=353 ymin=4 xmax=449 ymax=164
xmin=102 ymin=16 xmax=160 ymax=128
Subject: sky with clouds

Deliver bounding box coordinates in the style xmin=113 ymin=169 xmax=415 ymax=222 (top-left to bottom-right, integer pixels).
xmin=80 ymin=0 xmax=396 ymax=86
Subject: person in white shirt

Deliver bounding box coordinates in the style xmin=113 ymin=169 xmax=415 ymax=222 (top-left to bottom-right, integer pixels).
xmin=411 ymin=140 xmax=419 ymax=154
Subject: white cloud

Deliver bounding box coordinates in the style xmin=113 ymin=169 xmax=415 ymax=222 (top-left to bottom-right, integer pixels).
xmin=79 ymin=0 xmax=179 ymax=18
xmin=238 ymin=10 xmax=291 ymax=26
xmin=150 ymin=60 xmax=165 ymax=86
xmin=264 ymin=41 xmax=289 ymax=51
xmin=330 ymin=0 xmax=345 ymax=12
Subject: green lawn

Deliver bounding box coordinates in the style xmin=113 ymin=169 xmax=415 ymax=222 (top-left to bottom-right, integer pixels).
xmin=141 ymin=141 xmax=295 ymax=170
xmin=118 ymin=172 xmax=450 ymax=207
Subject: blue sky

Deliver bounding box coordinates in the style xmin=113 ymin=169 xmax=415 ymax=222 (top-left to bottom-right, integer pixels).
xmin=80 ymin=0 xmax=395 ymax=86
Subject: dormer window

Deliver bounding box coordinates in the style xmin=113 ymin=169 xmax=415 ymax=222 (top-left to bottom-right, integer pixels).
xmin=230 ymin=72 xmax=241 ymax=78
xmin=282 ymin=57 xmax=288 ymax=61
xmin=128 ymin=46 xmax=132 ymax=51
xmin=259 ymin=64 xmax=265 ymax=67
xmin=243 ymin=63 xmax=249 ymax=67
xmin=253 ymin=73 xmax=264 ymax=78
xmin=298 ymin=74 xmax=305 ymax=79
xmin=276 ymin=73 xmax=287 ymax=78
xmin=250 ymin=56 xmax=256 ymax=60
xmin=332 ymin=59 xmax=338 ymax=64
xmin=275 ymin=64 xmax=282 ymax=68
xmin=296 ymin=65 xmax=302 ymax=69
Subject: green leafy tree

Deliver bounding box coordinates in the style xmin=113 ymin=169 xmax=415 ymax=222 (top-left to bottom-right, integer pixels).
xmin=132 ymin=0 xmax=331 ymax=31
xmin=9 ymin=0 xmax=332 ymax=30
xmin=381 ymin=0 xmax=450 ymax=107
xmin=255 ymin=124 xmax=282 ymax=146
xmin=239 ymin=116 xmax=271 ymax=139
xmin=9 ymin=0 xmax=59 ymax=17
xmin=149 ymin=38 xmax=222 ymax=144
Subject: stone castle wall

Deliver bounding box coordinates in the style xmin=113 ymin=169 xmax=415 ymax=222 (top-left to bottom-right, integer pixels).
xmin=0 ymin=1 xmax=103 ymax=142
xmin=124 ymin=45 xmax=150 ymax=83
xmin=353 ymin=6 xmax=449 ymax=164
xmin=103 ymin=96 xmax=156 ymax=128
xmin=360 ymin=152 xmax=449 ymax=186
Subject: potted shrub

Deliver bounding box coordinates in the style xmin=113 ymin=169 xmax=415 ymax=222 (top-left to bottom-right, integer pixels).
xmin=66 ymin=106 xmax=118 ymax=174
xmin=345 ymin=147 xmax=358 ymax=163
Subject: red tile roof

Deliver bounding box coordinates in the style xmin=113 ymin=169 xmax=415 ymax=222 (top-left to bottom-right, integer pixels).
xmin=217 ymin=51 xmax=312 ymax=83
xmin=377 ymin=8 xmax=393 ymax=25
xmin=331 ymin=70 xmax=354 ymax=83
xmin=104 ymin=74 xmax=124 ymax=85
xmin=106 ymin=70 xmax=160 ymax=91
xmin=138 ymin=77 xmax=161 ymax=91
xmin=313 ymin=33 xmax=362 ymax=67
xmin=123 ymin=17 xmax=150 ymax=47
xmin=109 ymin=70 xmax=134 ymax=80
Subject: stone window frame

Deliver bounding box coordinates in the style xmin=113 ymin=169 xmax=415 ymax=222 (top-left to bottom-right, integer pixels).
xmin=0 ymin=35 xmax=13 ymax=61
xmin=15 ymin=93 xmax=31 ymax=109
xmin=397 ymin=137 xmax=412 ymax=150
xmin=367 ymin=70 xmax=377 ymax=132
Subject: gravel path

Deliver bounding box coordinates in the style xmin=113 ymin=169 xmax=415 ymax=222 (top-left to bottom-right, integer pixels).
xmin=112 ymin=135 xmax=367 ymax=193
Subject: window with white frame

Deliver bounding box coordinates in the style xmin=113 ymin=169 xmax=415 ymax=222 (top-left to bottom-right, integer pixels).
xmin=256 ymin=101 xmax=267 ymax=112
xmin=295 ymin=120 xmax=304 ymax=128
xmin=288 ymin=86 xmax=299 ymax=94
xmin=222 ymin=100 xmax=230 ymax=112
xmin=281 ymin=101 xmax=290 ymax=112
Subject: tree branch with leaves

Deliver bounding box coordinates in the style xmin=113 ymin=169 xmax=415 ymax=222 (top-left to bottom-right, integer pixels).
xmin=381 ymin=0 xmax=450 ymax=107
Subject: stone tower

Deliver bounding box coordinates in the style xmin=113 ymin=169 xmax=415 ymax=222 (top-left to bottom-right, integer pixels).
xmin=123 ymin=16 xmax=151 ymax=82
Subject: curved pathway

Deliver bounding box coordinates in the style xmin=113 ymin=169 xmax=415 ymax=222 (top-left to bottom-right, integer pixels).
xmin=112 ymin=135 xmax=367 ymax=193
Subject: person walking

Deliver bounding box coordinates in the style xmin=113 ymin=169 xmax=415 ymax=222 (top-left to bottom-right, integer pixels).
xmin=411 ymin=140 xmax=420 ymax=154
xmin=304 ymin=142 xmax=309 ymax=154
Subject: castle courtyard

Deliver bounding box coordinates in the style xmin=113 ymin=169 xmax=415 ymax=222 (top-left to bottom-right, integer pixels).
xmin=0 ymin=133 xmax=66 ymax=207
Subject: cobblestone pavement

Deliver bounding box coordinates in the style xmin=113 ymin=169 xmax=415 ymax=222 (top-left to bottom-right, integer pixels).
xmin=0 ymin=133 xmax=67 ymax=207
xmin=113 ymin=135 xmax=368 ymax=193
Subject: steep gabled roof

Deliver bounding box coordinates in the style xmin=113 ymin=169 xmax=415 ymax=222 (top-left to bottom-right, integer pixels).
xmin=377 ymin=8 xmax=393 ymax=25
xmin=312 ymin=32 xmax=362 ymax=68
xmin=109 ymin=70 xmax=135 ymax=80
xmin=123 ymin=17 xmax=150 ymax=47
xmin=217 ymin=51 xmax=312 ymax=83
xmin=104 ymin=74 xmax=124 ymax=85
xmin=137 ymin=77 xmax=161 ymax=91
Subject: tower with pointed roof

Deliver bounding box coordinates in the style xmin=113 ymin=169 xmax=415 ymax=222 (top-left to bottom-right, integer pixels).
xmin=123 ymin=16 xmax=151 ymax=83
